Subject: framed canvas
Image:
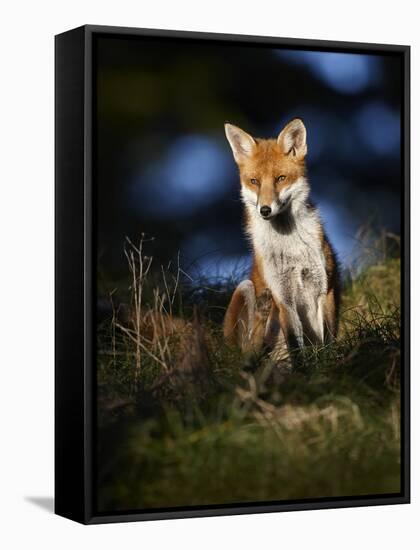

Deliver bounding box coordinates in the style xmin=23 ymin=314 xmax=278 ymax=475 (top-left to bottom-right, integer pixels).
xmin=55 ymin=25 xmax=410 ymax=524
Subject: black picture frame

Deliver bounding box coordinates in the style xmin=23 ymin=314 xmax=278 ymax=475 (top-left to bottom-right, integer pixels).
xmin=55 ymin=24 xmax=410 ymax=525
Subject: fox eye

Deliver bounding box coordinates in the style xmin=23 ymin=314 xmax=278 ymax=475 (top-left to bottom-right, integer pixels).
xmin=250 ymin=178 xmax=260 ymax=186
xmin=276 ymin=175 xmax=286 ymax=182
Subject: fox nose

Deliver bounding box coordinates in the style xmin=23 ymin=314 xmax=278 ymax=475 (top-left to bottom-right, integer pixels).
xmin=260 ymin=205 xmax=272 ymax=218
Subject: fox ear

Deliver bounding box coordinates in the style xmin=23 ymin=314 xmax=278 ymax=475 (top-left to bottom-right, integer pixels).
xmin=277 ymin=118 xmax=307 ymax=159
xmin=224 ymin=123 xmax=256 ymax=163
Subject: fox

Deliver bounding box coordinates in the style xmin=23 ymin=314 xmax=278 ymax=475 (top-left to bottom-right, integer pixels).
xmin=223 ymin=118 xmax=340 ymax=356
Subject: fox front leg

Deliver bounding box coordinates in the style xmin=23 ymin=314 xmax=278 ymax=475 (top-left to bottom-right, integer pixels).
xmin=277 ymin=301 xmax=304 ymax=350
xmin=300 ymin=295 xmax=325 ymax=346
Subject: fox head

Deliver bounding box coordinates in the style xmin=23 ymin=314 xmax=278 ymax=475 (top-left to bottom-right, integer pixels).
xmin=225 ymin=118 xmax=309 ymax=220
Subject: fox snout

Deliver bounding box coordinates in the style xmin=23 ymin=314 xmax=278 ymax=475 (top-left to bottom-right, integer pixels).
xmin=260 ymin=205 xmax=272 ymax=219
xmin=259 ymin=195 xmax=290 ymax=220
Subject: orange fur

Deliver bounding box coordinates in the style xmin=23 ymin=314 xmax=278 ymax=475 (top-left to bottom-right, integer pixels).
xmin=239 ymin=139 xmax=306 ymax=210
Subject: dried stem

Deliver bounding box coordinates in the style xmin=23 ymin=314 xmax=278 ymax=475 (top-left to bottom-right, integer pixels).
xmin=111 ymin=234 xmax=184 ymax=383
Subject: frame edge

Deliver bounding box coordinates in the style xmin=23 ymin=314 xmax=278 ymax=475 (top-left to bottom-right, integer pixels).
xmin=55 ymin=25 xmax=88 ymax=525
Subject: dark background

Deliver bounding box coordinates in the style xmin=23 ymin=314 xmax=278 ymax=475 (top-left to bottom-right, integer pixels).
xmin=95 ymin=35 xmax=402 ymax=288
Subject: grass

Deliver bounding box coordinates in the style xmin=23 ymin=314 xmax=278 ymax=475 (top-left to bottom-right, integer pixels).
xmin=96 ymin=235 xmax=401 ymax=513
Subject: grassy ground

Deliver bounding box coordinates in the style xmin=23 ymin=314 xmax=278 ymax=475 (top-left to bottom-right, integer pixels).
xmin=96 ymin=237 xmax=401 ymax=513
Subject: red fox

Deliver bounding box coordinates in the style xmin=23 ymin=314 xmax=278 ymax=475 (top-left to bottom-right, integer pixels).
xmin=223 ymin=118 xmax=340 ymax=354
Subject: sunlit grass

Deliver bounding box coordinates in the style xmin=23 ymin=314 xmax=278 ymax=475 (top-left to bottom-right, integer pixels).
xmin=96 ymin=235 xmax=401 ymax=512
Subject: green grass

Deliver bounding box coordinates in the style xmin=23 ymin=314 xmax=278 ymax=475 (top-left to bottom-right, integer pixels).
xmin=96 ymin=242 xmax=401 ymax=513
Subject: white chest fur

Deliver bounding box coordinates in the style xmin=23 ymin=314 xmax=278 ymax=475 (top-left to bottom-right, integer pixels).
xmin=247 ymin=204 xmax=328 ymax=312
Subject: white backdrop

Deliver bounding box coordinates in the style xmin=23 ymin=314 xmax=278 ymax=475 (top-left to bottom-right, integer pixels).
xmin=0 ymin=1 xmax=417 ymax=548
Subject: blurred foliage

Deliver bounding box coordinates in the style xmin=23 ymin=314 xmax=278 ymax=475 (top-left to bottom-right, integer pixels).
xmin=95 ymin=36 xmax=402 ymax=281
